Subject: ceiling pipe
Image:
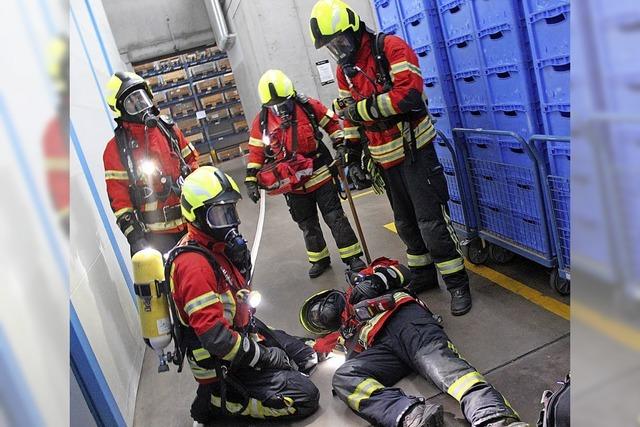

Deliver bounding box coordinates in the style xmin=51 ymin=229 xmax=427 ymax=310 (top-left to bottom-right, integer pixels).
xmin=203 ymin=0 xmax=236 ymax=51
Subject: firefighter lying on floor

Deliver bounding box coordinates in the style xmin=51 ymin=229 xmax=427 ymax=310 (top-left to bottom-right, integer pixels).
xmin=166 ymin=166 xmax=319 ymax=424
xmin=300 ymin=258 xmax=528 ymax=427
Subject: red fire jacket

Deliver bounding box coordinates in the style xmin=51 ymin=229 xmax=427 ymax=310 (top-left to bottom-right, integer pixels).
xmin=103 ymin=121 xmax=198 ymax=237
xmin=336 ymin=33 xmax=436 ymax=169
xmin=246 ymin=98 xmax=343 ymax=194
xmin=170 ymin=224 xmax=252 ymax=384
xmin=43 ymin=117 xmax=69 ymax=224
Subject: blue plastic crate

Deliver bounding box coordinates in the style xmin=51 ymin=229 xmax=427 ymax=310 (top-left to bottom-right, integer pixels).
xmin=415 ymin=42 xmax=452 ymax=81
xmin=477 ymin=22 xmax=531 ymax=69
xmin=430 ymin=106 xmax=461 ymax=139
xmin=442 ymin=162 xmax=461 ymax=199
xmin=374 ymin=0 xmax=402 ymax=32
xmin=453 ymin=69 xmax=491 ymax=105
xmin=469 ymin=160 xmax=508 ymax=206
xmin=460 ymin=104 xmax=496 ymax=131
xmin=506 ymin=174 xmax=540 ymax=217
xmin=444 ymin=33 xmax=484 ymax=74
xmin=399 ymin=0 xmax=433 ymax=19
xmin=535 ymin=55 xmax=570 ymax=105
xmin=448 ymin=196 xmax=466 ymax=225
xmin=499 ymin=138 xmax=536 ymax=167
xmin=473 ymin=0 xmax=524 ymax=29
xmin=404 ymin=11 xmax=437 ymax=49
xmin=438 ymin=0 xmax=475 ymax=36
xmin=525 ymin=4 xmax=570 ymax=61
xmin=542 ymin=103 xmax=570 ymax=136
xmin=595 ymin=11 xmax=640 ymax=77
xmin=492 ymin=103 xmax=540 ymax=139
xmin=485 ymin=63 xmax=538 ymax=106
xmin=477 ymin=202 xmax=513 ymax=240
xmin=512 ymin=212 xmax=550 ymax=254
xmin=522 ymin=0 xmax=569 ymax=15
xmin=382 ymin=23 xmax=406 ymax=39
xmin=424 ymin=74 xmax=457 ymax=109
xmin=434 ymin=136 xmax=453 ymax=160
xmin=465 ymin=137 xmax=501 ymax=161
xmin=547 ymin=141 xmax=570 ymax=177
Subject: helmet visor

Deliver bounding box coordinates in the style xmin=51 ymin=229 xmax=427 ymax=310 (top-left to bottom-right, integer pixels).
xmin=123 ymin=89 xmax=153 ymax=116
xmin=205 ymin=202 xmax=241 ymax=229
xmin=326 ymin=33 xmax=357 ymax=65
xmin=268 ymin=98 xmax=294 ymax=118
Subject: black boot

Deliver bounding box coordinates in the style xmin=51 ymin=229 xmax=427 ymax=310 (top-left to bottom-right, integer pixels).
xmin=406 ymin=265 xmax=439 ymax=294
xmin=309 ymin=258 xmax=331 ymax=278
xmin=346 ymin=257 xmax=366 ymax=272
xmin=401 ymin=402 xmax=444 ymax=427
xmin=450 ymin=285 xmax=472 ymax=316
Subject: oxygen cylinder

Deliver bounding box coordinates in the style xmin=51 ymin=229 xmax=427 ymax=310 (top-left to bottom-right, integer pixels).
xmin=132 ymin=248 xmax=173 ymax=372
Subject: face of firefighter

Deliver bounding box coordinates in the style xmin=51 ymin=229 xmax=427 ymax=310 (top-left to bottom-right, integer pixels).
xmin=308 ymin=291 xmax=346 ymax=332
xmin=268 ymin=98 xmax=295 ymax=124
xmin=203 ymin=202 xmax=251 ymax=274
xmin=326 ymin=31 xmax=358 ymax=67
xmin=123 ymin=89 xmax=154 ymax=118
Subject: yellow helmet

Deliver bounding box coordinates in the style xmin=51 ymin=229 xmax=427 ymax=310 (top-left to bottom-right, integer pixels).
xmin=258 ymin=69 xmax=295 ymax=106
xmin=47 ymin=36 xmax=69 ymax=94
xmin=180 ymin=166 xmax=242 ymax=228
xmin=309 ymin=0 xmax=361 ymax=49
xmin=105 ymin=71 xmax=153 ymax=118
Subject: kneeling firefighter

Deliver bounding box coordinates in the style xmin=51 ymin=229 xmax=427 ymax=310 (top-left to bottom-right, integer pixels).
xmin=244 ymin=69 xmax=367 ymax=278
xmin=141 ymin=166 xmax=319 ymax=424
xmin=300 ymin=258 xmax=527 ymax=427
xmin=103 ymin=71 xmax=199 ymax=255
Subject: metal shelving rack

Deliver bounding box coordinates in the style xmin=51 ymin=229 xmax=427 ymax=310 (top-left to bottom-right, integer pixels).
xmin=133 ymin=44 xmax=248 ymax=165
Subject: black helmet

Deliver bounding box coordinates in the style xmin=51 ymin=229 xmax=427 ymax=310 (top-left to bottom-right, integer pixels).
xmin=299 ymin=290 xmax=346 ymax=335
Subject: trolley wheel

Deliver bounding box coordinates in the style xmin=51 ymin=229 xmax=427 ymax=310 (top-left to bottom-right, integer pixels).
xmin=462 ymin=238 xmax=489 ymax=265
xmin=550 ymin=268 xmax=570 ymax=296
xmin=488 ymin=244 xmax=516 ymax=264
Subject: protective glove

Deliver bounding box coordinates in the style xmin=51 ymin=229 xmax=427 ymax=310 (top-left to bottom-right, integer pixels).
xmin=130 ymin=238 xmax=149 ymax=254
xmin=245 ymin=180 xmax=260 ymax=204
xmin=257 ymin=344 xmax=296 ymax=370
xmin=348 ymin=163 xmax=371 ymax=190
xmin=334 ymin=144 xmax=351 ymax=166
xmin=344 ymin=97 xmax=381 ymax=124
xmin=349 ymin=266 xmax=406 ymax=304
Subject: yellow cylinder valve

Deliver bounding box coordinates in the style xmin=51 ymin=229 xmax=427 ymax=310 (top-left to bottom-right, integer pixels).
xmin=132 ymin=248 xmax=173 ymax=372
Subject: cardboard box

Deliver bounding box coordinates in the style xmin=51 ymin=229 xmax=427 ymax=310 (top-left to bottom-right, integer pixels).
xmin=159 ymin=107 xmax=171 ymax=117
xmin=146 ymin=75 xmax=161 ymax=89
xmin=197 ymin=151 xmax=216 ymax=166
xmin=221 ymin=73 xmax=235 ymax=87
xmin=186 ymin=132 xmax=204 ymax=145
xmin=229 ymin=105 xmax=244 ymax=117
xmin=163 ymin=69 xmax=187 ymax=83
xmin=217 ymin=58 xmax=231 ymax=72
xmin=166 ymin=85 xmax=191 ymax=101
xmin=206 ymin=108 xmax=230 ymax=122
xmin=196 ymin=77 xmax=220 ymax=93
xmin=190 ymin=62 xmax=216 ymax=78
xmin=153 ymin=92 xmax=165 ymax=105
xmin=239 ymin=142 xmax=249 ymax=154
xmin=202 ymin=93 xmax=225 ymax=109
xmin=171 ymin=100 xmax=196 ymax=117
xmin=178 ymin=118 xmax=200 ymax=133
xmin=233 ymin=119 xmax=248 ymax=133
xmin=216 ymin=145 xmax=241 ymax=162
xmin=224 ymin=89 xmax=240 ymax=103
xmin=134 ymin=62 xmax=156 ymax=75
xmin=158 ymin=55 xmax=182 ymax=70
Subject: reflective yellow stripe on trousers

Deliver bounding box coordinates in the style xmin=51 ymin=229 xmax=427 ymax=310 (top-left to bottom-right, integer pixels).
xmin=339 ymin=242 xmax=362 ymax=260
xmin=347 ymin=378 xmax=384 ymax=411
xmin=447 ymin=371 xmax=486 ymax=401
xmin=308 ymin=247 xmax=329 ymax=262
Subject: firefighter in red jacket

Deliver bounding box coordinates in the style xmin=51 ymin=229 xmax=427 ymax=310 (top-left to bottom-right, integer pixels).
xmin=310 ymin=0 xmax=472 ymax=315
xmin=244 ymin=69 xmax=366 ymax=278
xmin=103 ymin=72 xmax=199 ymax=255
xmin=169 ymin=166 xmax=319 ymax=424
xmin=300 ymin=259 xmax=526 ymax=427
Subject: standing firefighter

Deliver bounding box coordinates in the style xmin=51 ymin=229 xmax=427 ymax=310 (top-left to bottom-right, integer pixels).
xmin=309 ymin=0 xmax=472 ymax=315
xmin=103 ymin=72 xmax=199 ymax=255
xmin=300 ymin=259 xmax=527 ymax=427
xmin=244 ymin=69 xmax=366 ymax=278
xmin=169 ymin=166 xmax=319 ymax=424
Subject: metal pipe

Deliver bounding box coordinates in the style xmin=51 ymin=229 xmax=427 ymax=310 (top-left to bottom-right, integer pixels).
xmin=203 ymin=0 xmax=236 ymax=50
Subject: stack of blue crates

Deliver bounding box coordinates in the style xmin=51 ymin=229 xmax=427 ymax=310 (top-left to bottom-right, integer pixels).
xmin=522 ymin=0 xmax=570 ymax=136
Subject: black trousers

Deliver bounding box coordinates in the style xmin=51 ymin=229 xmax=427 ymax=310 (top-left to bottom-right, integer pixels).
xmin=190 ymin=328 xmax=319 ymax=422
xmin=285 ymin=181 xmax=362 ymax=264
xmin=332 ymin=304 xmax=519 ymax=427
xmin=383 ymin=144 xmax=468 ymax=290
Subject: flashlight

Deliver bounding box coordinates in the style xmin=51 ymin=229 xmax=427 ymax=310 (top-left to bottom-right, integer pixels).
xmin=236 ymin=290 xmax=262 ymax=308
xmin=140 ymin=160 xmax=156 ymax=176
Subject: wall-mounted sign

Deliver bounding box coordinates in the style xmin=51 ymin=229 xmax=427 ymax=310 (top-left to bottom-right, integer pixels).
xmin=316 ymin=59 xmax=335 ymax=86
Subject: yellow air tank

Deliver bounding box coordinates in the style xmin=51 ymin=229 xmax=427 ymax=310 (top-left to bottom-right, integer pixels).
xmin=132 ymin=248 xmax=173 ymax=372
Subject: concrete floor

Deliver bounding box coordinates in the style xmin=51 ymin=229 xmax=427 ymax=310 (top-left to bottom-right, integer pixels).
xmin=133 ymin=156 xmax=570 ymax=426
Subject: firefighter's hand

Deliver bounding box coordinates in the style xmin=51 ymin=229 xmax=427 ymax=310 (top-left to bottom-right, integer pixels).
xmin=348 ymin=164 xmax=371 ymax=190
xmin=344 ymin=98 xmax=381 ymax=124
xmin=245 ymin=181 xmax=260 ymax=204
xmin=334 ymin=144 xmax=351 ymax=166
xmin=257 ymin=345 xmax=296 ymax=370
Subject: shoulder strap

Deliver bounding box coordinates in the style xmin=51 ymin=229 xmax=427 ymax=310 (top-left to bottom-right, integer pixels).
xmin=259 ymin=107 xmax=269 ymax=135
xmin=114 ymin=125 xmax=144 ymax=210
xmin=296 ymin=94 xmax=321 ymax=139
xmin=372 ymin=32 xmax=392 ymax=92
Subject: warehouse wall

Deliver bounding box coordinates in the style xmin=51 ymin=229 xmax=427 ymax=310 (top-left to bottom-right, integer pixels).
xmin=70 ymin=0 xmax=145 ymax=424
xmin=222 ymin=0 xmax=376 ymax=122
xmin=103 ymin=0 xmax=215 ymax=65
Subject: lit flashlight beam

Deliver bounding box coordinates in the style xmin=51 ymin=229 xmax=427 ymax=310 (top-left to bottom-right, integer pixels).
xmin=249 ymin=189 xmax=266 ymax=284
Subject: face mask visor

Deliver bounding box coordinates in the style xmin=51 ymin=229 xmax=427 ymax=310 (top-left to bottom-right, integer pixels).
xmin=268 ymin=98 xmax=294 ymax=118
xmin=123 ymin=88 xmax=154 ymax=116
xmin=205 ymin=202 xmax=241 ymax=230
xmin=326 ymin=33 xmax=357 ymax=65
